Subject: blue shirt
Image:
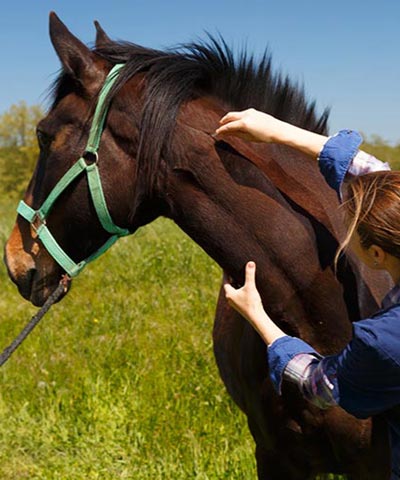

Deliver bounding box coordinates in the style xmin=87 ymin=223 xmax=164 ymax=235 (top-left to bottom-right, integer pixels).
xmin=268 ymin=130 xmax=400 ymax=478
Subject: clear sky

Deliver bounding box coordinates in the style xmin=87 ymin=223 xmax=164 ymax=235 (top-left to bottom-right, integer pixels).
xmin=1 ymin=0 xmax=399 ymax=143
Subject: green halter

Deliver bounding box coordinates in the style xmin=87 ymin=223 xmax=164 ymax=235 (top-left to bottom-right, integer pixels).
xmin=17 ymin=63 xmax=130 ymax=278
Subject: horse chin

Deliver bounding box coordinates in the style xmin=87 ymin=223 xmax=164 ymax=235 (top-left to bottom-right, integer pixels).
xmin=5 ymin=256 xmax=71 ymax=307
xmin=24 ymin=269 xmax=72 ymax=307
xmin=29 ymin=272 xmax=72 ymax=307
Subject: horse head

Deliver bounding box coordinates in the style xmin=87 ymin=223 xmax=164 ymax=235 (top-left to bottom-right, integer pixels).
xmin=4 ymin=13 xmax=163 ymax=306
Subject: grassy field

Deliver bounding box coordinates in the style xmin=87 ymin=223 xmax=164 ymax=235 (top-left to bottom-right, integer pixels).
xmin=0 ymin=195 xmax=349 ymax=480
xmin=0 ymin=198 xmax=256 ymax=479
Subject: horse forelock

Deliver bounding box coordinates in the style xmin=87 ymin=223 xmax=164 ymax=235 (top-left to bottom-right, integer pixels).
xmin=49 ymin=36 xmax=329 ymax=194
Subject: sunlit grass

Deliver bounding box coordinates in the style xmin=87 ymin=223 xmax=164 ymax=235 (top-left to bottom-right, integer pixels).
xmin=0 ymin=200 xmax=256 ymax=479
xmin=0 ymin=199 xmax=347 ymax=479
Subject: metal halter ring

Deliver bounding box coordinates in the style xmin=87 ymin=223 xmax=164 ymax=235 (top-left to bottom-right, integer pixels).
xmin=82 ymin=151 xmax=99 ymax=165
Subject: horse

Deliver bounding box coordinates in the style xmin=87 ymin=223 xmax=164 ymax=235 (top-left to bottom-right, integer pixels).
xmin=4 ymin=12 xmax=393 ymax=479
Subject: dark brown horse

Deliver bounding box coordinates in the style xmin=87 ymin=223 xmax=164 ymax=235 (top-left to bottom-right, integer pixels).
xmin=4 ymin=13 xmax=393 ymax=479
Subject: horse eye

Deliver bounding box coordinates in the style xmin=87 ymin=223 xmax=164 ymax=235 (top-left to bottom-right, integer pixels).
xmin=36 ymin=129 xmax=52 ymax=149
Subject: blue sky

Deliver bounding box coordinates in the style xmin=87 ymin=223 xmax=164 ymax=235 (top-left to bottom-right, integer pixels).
xmin=1 ymin=0 xmax=399 ymax=143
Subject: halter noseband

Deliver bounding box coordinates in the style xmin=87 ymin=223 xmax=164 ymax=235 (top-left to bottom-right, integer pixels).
xmin=17 ymin=63 xmax=130 ymax=278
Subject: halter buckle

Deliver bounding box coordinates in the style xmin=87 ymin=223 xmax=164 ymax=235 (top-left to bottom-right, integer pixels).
xmin=31 ymin=212 xmax=46 ymax=233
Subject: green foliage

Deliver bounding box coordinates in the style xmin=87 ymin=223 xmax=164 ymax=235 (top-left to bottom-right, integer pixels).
xmin=0 ymin=101 xmax=43 ymax=148
xmin=0 ymin=146 xmax=35 ymax=196
xmin=0 ymin=102 xmax=44 ymax=198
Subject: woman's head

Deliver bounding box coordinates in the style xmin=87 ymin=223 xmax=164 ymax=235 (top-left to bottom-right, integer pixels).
xmin=337 ymin=171 xmax=400 ymax=271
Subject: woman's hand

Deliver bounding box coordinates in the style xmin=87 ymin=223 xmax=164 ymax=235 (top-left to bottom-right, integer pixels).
xmin=224 ymin=261 xmax=287 ymax=346
xmin=214 ymin=109 xmax=284 ymax=143
xmin=224 ymin=261 xmax=265 ymax=323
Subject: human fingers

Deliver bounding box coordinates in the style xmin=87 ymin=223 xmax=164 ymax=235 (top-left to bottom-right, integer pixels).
xmin=214 ymin=119 xmax=245 ymax=137
xmin=218 ymin=111 xmax=244 ymax=126
xmin=219 ymin=108 xmax=257 ymax=125
xmin=244 ymin=261 xmax=256 ymax=287
xmin=223 ymin=282 xmax=237 ymax=299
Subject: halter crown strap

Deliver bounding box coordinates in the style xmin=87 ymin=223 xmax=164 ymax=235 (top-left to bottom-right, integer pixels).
xmin=17 ymin=63 xmax=129 ymax=278
xmin=86 ymin=64 xmax=123 ymax=153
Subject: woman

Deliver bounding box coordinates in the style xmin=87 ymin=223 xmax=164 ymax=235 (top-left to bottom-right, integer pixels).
xmin=214 ymin=109 xmax=400 ymax=478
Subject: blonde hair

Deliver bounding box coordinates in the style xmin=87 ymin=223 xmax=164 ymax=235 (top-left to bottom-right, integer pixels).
xmin=335 ymin=171 xmax=400 ymax=267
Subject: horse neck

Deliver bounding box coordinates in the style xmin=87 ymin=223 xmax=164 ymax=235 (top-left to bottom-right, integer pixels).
xmin=162 ymin=122 xmax=358 ymax=348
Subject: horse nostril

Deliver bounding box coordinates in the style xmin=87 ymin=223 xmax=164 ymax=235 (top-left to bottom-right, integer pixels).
xmin=16 ymin=268 xmax=37 ymax=301
xmin=26 ymin=268 xmax=36 ymax=289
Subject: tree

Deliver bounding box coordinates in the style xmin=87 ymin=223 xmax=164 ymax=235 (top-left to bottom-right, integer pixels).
xmin=0 ymin=101 xmax=43 ymax=148
xmin=0 ymin=102 xmax=44 ymax=196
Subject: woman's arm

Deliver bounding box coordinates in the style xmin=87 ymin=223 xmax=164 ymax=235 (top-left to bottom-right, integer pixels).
xmin=215 ymin=109 xmax=390 ymax=197
xmin=225 ymin=262 xmax=400 ymax=417
xmin=214 ymin=108 xmax=327 ymax=158
xmin=224 ymin=262 xmax=336 ymax=407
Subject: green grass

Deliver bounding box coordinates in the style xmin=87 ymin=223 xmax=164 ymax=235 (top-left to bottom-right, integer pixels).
xmin=0 ymin=199 xmax=347 ymax=479
xmin=0 ymin=199 xmax=256 ymax=479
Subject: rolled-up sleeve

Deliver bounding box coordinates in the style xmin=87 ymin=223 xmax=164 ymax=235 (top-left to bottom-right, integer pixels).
xmin=284 ymin=354 xmax=337 ymax=409
xmin=317 ymin=130 xmax=390 ymax=199
xmin=269 ymin=320 xmax=400 ymax=419
xmin=267 ymin=335 xmax=318 ymax=393
xmin=318 ymin=130 xmax=363 ymax=196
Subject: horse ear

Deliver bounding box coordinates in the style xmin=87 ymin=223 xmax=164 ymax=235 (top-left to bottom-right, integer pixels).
xmin=49 ymin=12 xmax=106 ymax=90
xmin=94 ymin=20 xmax=113 ymax=48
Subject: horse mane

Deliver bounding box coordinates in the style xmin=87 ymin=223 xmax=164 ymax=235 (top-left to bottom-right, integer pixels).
xmin=51 ymin=36 xmax=329 ymax=191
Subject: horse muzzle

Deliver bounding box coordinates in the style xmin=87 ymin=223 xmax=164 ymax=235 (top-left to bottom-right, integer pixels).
xmin=4 ymin=221 xmax=70 ymax=306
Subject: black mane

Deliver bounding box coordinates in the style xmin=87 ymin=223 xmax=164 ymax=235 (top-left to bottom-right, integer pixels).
xmin=53 ymin=36 xmax=329 ymax=191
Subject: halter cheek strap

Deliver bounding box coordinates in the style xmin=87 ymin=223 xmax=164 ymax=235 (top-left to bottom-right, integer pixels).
xmin=17 ymin=63 xmax=129 ymax=278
